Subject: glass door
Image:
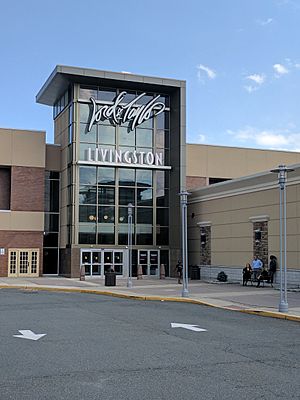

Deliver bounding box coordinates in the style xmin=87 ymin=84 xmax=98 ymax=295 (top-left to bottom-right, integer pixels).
xmin=138 ymin=250 xmax=160 ymax=277
xmin=8 ymin=249 xmax=39 ymax=277
xmin=80 ymin=249 xmax=124 ymax=277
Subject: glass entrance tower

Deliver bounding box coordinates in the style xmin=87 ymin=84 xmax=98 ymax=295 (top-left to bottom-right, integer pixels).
xmin=37 ymin=66 xmax=186 ymax=278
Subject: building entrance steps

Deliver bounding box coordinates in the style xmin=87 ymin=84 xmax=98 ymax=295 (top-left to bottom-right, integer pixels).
xmin=0 ymin=276 xmax=299 ymax=322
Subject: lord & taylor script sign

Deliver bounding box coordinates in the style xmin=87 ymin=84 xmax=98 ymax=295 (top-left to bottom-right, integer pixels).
xmin=87 ymin=91 xmax=166 ymax=132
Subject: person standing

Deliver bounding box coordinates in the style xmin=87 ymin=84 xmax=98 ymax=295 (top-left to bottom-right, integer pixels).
xmin=269 ymin=255 xmax=277 ymax=284
xmin=175 ymin=260 xmax=183 ymax=284
xmin=251 ymin=255 xmax=263 ymax=281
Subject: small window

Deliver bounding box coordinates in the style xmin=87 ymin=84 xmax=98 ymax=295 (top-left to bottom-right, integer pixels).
xmin=0 ymin=167 xmax=11 ymax=210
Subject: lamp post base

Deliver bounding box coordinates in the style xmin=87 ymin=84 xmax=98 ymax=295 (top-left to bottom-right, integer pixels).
xmin=279 ymin=301 xmax=288 ymax=313
xmin=127 ymin=280 xmax=132 ymax=288
xmin=182 ymin=288 xmax=189 ymax=298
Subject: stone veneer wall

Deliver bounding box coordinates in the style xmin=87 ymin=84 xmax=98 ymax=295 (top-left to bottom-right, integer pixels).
xmin=253 ymin=221 xmax=268 ymax=267
xmin=199 ymin=225 xmax=211 ymax=265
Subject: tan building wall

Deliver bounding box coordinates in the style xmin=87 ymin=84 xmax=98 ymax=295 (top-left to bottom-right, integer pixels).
xmin=188 ymin=166 xmax=300 ymax=284
xmin=186 ymin=144 xmax=300 ymax=189
xmin=0 ymin=128 xmax=46 ymax=276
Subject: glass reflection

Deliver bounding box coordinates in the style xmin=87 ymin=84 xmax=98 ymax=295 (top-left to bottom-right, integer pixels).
xmin=137 ymin=208 xmax=153 ymax=224
xmin=98 ymin=187 xmax=115 ymax=204
xmin=136 ymin=170 xmax=152 ymax=187
xmin=80 ymin=124 xmax=96 ymax=143
xmin=98 ymin=206 xmax=115 ymax=223
xmin=79 ymin=166 xmax=96 ymax=186
xmin=136 ymin=128 xmax=153 ymax=148
xmin=98 ymin=89 xmax=116 ymax=101
xmin=79 ymin=86 xmax=97 ymax=100
xmin=79 ymin=205 xmax=97 ymax=222
xmin=98 ymin=125 xmax=115 ymax=145
xmin=79 ymin=186 xmax=97 ymax=205
xmin=137 ymin=188 xmax=152 ymax=206
xmin=98 ymin=168 xmax=115 ymax=185
xmin=119 ymin=127 xmax=135 ymax=146
xmin=80 ymin=104 xmax=91 ymax=124
xmin=119 ymin=168 xmax=135 ymax=186
xmin=119 ymin=187 xmax=135 ymax=205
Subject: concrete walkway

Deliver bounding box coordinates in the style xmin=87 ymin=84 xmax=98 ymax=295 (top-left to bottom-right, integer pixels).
xmin=0 ymin=276 xmax=299 ymax=322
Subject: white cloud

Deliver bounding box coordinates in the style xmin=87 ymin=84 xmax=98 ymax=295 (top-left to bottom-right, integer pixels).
xmin=197 ymin=64 xmax=216 ymax=82
xmin=227 ymin=126 xmax=300 ymax=151
xmin=244 ymin=73 xmax=265 ymax=93
xmin=246 ymin=74 xmax=265 ymax=85
xmin=198 ymin=134 xmax=206 ymax=142
xmin=257 ymin=18 xmax=273 ymax=26
xmin=273 ymin=63 xmax=289 ymax=76
xmin=244 ymin=85 xmax=259 ymax=93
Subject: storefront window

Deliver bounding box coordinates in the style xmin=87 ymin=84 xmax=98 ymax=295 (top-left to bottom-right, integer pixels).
xmin=136 ymin=128 xmax=153 ymax=148
xmin=79 ymin=186 xmax=97 ymax=204
xmin=119 ymin=168 xmax=135 ymax=186
xmin=137 ymin=188 xmax=152 ymax=206
xmin=98 ymin=168 xmax=115 ymax=185
xmin=98 ymin=206 xmax=115 ymax=223
xmin=80 ymin=124 xmax=96 ymax=143
xmin=98 ymin=125 xmax=115 ymax=145
xmin=79 ymin=166 xmax=97 ymax=186
xmin=119 ymin=187 xmax=135 ymax=205
xmin=77 ymin=85 xmax=170 ymax=247
xmin=98 ymin=224 xmax=115 ymax=244
xmin=136 ymin=170 xmax=152 ymax=187
xmin=98 ymin=187 xmax=115 ymax=204
xmin=119 ymin=127 xmax=135 ymax=146
xmin=137 ymin=208 xmax=153 ymax=224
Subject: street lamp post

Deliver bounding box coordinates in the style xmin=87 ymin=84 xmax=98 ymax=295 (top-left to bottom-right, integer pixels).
xmin=179 ymin=191 xmax=190 ymax=297
xmin=270 ymin=165 xmax=294 ymax=313
xmin=127 ymin=203 xmax=133 ymax=288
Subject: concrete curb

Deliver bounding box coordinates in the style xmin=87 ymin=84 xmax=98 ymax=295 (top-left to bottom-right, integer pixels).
xmin=1 ymin=285 xmax=299 ymax=323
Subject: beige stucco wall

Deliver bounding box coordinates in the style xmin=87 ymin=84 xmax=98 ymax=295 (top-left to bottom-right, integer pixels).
xmin=0 ymin=211 xmax=44 ymax=231
xmin=0 ymin=128 xmax=46 ymax=168
xmin=188 ymin=168 xmax=300 ymax=271
xmin=187 ymin=144 xmax=300 ymax=180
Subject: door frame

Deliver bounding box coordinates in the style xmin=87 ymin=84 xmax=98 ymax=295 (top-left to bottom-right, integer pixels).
xmin=8 ymin=249 xmax=39 ymax=277
xmin=138 ymin=249 xmax=160 ymax=277
xmin=80 ymin=248 xmax=126 ymax=278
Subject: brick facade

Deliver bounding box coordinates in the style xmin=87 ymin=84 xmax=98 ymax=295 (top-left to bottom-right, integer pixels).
xmin=0 ymin=231 xmax=43 ymax=276
xmin=11 ymin=166 xmax=45 ymax=211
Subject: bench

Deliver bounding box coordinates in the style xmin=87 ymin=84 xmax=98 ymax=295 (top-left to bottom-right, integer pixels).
xmin=243 ymin=271 xmax=273 ymax=287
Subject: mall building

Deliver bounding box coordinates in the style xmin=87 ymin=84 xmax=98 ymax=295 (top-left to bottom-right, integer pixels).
xmin=1 ymin=65 xmax=300 ymax=284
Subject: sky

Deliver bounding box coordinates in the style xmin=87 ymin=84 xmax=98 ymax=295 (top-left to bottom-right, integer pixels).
xmin=0 ymin=0 xmax=300 ymax=151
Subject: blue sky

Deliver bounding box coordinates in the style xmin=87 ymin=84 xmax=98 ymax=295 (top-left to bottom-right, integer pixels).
xmin=1 ymin=0 xmax=300 ymax=151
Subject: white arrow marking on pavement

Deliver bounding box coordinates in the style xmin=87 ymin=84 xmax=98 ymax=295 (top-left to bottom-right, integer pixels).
xmin=171 ymin=323 xmax=207 ymax=332
xmin=13 ymin=330 xmax=47 ymax=341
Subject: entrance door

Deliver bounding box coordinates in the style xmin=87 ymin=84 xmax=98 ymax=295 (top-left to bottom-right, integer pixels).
xmin=8 ymin=249 xmax=39 ymax=277
xmin=80 ymin=249 xmax=124 ymax=277
xmin=138 ymin=250 xmax=160 ymax=277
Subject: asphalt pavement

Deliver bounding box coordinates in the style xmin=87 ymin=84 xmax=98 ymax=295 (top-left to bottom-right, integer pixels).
xmin=0 ymin=276 xmax=299 ymax=321
xmin=0 ymin=289 xmax=299 ymax=400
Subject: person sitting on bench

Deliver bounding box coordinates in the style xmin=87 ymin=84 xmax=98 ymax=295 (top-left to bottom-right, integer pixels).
xmin=242 ymin=263 xmax=252 ymax=286
xmin=256 ymin=267 xmax=270 ymax=287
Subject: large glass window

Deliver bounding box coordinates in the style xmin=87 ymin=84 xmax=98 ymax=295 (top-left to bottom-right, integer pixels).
xmin=98 ymin=168 xmax=115 ymax=185
xmin=78 ymin=85 xmax=170 ymax=246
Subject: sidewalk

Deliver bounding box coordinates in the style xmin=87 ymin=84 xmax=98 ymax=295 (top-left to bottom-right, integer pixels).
xmin=0 ymin=276 xmax=299 ymax=322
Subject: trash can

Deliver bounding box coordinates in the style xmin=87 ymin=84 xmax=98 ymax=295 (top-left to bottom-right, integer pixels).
xmin=191 ymin=265 xmax=201 ymax=280
xmin=105 ymin=271 xmax=116 ymax=286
